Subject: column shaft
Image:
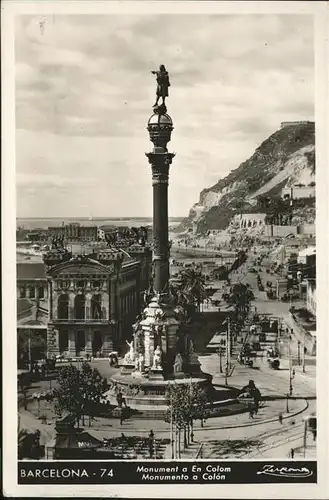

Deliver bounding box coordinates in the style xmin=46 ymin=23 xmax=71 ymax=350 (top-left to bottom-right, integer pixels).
xmin=153 ymin=181 xmax=169 ymax=294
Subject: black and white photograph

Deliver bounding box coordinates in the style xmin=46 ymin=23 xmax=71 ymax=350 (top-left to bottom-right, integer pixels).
xmin=2 ymin=0 xmax=329 ymax=498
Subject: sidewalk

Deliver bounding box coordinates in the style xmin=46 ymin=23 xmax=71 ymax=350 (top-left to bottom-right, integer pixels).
xmin=199 ymin=352 xmax=316 ymax=398
xmin=84 ymin=397 xmax=307 ymax=442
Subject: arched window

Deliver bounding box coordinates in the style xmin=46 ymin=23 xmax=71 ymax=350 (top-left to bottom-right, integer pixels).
xmin=91 ymin=294 xmax=102 ymax=319
xmin=92 ymin=330 xmax=103 ymax=355
xmin=59 ymin=330 xmax=69 ymax=353
xmin=38 ymin=286 xmax=44 ymax=299
xmin=29 ymin=286 xmax=35 ymax=299
xmin=58 ymin=294 xmax=69 ymax=319
xmin=76 ymin=330 xmax=85 ymax=355
xmin=74 ymin=294 xmax=85 ymax=320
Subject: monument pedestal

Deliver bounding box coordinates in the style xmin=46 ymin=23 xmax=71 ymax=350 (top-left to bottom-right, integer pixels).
xmin=149 ymin=368 xmax=164 ymax=381
xmin=139 ymin=295 xmax=180 ymax=373
xmin=120 ymin=363 xmax=136 ymax=375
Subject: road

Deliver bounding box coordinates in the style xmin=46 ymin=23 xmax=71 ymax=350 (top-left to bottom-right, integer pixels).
xmin=194 ymin=247 xmax=317 ymax=459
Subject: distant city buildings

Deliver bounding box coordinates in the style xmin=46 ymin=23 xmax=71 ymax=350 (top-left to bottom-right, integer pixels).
xmin=48 ymin=222 xmax=98 ymax=242
xmin=281 ymin=186 xmax=315 ymax=201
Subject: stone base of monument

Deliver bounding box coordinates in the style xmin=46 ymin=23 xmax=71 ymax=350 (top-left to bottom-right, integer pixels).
xmin=107 ymin=368 xmax=240 ymax=419
xmin=149 ymin=368 xmax=164 ymax=381
xmin=120 ymin=363 xmax=136 ymax=375
xmin=130 ymin=370 xmax=146 ymax=379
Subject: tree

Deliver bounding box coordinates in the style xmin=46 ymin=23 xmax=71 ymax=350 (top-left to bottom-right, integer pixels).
xmin=18 ymin=428 xmax=42 ymax=459
xmin=230 ymin=250 xmax=247 ymax=272
xmin=17 ymin=331 xmax=47 ymax=369
xmin=224 ymin=283 xmax=254 ymax=320
xmin=54 ymin=362 xmax=109 ymax=427
xmin=79 ymin=362 xmax=109 ymax=425
xmin=165 ymin=383 xmax=209 ymax=456
xmin=172 ymin=268 xmax=208 ymax=316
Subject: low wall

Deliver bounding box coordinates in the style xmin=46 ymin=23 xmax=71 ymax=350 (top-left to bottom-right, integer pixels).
xmin=282 ymin=186 xmax=315 ymax=199
xmin=264 ymin=225 xmax=298 ymax=237
xmin=298 ymin=224 xmax=316 ymax=236
xmin=283 ymin=313 xmax=316 ymax=355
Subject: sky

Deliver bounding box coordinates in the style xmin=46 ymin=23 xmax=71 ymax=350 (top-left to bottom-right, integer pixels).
xmin=15 ymin=14 xmax=314 ymax=218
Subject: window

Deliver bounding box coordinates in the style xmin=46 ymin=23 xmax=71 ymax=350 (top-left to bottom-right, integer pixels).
xmin=74 ymin=294 xmax=85 ymax=319
xmin=20 ymin=287 xmax=26 ymax=298
xmin=92 ymin=331 xmax=103 ymax=355
xmin=29 ymin=286 xmax=35 ymax=299
xmin=93 ymin=281 xmax=101 ymax=288
xmin=76 ymin=330 xmax=86 ymax=354
xmin=91 ymin=294 xmax=102 ymax=319
xmin=76 ymin=280 xmax=86 ymax=289
xmin=59 ymin=330 xmax=69 ymax=353
xmin=38 ymin=286 xmax=44 ymax=299
xmin=58 ymin=294 xmax=69 ymax=319
xmin=59 ymin=280 xmax=70 ymax=289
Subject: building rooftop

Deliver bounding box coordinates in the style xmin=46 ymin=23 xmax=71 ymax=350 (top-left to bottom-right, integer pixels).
xmin=298 ymin=246 xmax=316 ymax=258
xmin=17 ymin=298 xmax=33 ymax=315
xmin=17 ymin=263 xmax=46 ymax=279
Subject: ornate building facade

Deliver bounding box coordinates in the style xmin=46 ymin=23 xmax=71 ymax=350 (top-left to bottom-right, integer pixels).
xmin=17 ymin=245 xmax=152 ymax=358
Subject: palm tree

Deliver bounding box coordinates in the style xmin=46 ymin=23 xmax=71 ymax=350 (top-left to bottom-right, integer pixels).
xmin=174 ymin=268 xmax=208 ymax=315
xmin=225 ymin=283 xmax=254 ymax=319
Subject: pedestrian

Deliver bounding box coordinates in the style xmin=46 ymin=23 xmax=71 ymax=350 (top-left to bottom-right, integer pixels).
xmin=278 ymin=413 xmax=283 ymax=425
xmin=120 ymin=407 xmax=124 ymax=425
xmin=254 ymin=401 xmax=259 ymax=415
xmin=290 ymin=448 xmax=295 ymax=459
xmin=116 ymin=390 xmax=123 ymax=408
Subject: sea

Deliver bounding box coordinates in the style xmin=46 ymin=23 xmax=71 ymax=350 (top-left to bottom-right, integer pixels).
xmin=17 ymin=217 xmax=184 ymax=230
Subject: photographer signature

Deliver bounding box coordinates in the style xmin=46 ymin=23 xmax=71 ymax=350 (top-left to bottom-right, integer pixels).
xmin=257 ymin=464 xmax=313 ymax=478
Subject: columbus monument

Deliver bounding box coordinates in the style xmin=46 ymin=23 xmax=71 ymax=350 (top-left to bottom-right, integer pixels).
xmin=108 ymin=66 xmax=222 ymax=415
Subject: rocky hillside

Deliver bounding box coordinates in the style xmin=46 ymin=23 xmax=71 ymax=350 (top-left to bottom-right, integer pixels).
xmin=180 ymin=122 xmax=315 ymax=234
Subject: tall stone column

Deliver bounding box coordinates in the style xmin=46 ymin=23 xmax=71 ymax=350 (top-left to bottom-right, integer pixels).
xmin=86 ymin=328 xmax=93 ymax=356
xmin=146 ymin=113 xmax=175 ymax=300
xmin=85 ymin=293 xmax=91 ymax=320
xmin=68 ymin=293 xmax=75 ymax=319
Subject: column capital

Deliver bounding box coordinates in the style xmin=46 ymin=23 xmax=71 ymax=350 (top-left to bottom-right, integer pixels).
xmin=145 ymin=152 xmax=175 ymax=185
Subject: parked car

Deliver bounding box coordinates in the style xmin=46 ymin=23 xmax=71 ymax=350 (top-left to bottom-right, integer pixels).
xmin=268 ymin=358 xmax=280 ymax=370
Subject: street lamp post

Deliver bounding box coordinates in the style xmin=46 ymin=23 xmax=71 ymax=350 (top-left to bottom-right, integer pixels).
xmin=217 ymin=347 xmax=223 ymax=373
xmin=286 ymin=393 xmax=290 ymax=413
xmin=297 ymin=341 xmax=301 ymax=366
xmin=170 ymin=391 xmax=174 ymax=459
xmin=303 ymin=419 xmax=307 ymax=458
xmin=302 ymin=333 xmax=306 ymax=373
xmin=224 ymin=319 xmax=231 ymax=385
xmin=288 ymin=341 xmax=293 ymax=396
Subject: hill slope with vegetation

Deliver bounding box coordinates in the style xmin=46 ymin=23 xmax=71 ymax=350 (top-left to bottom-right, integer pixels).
xmin=179 ymin=122 xmax=315 ymax=234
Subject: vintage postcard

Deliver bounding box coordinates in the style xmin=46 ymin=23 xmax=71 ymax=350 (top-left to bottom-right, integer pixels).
xmin=2 ymin=0 xmax=329 ymax=498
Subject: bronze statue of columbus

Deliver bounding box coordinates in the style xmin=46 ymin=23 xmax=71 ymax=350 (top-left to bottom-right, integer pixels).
xmin=151 ymin=65 xmax=170 ymax=107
